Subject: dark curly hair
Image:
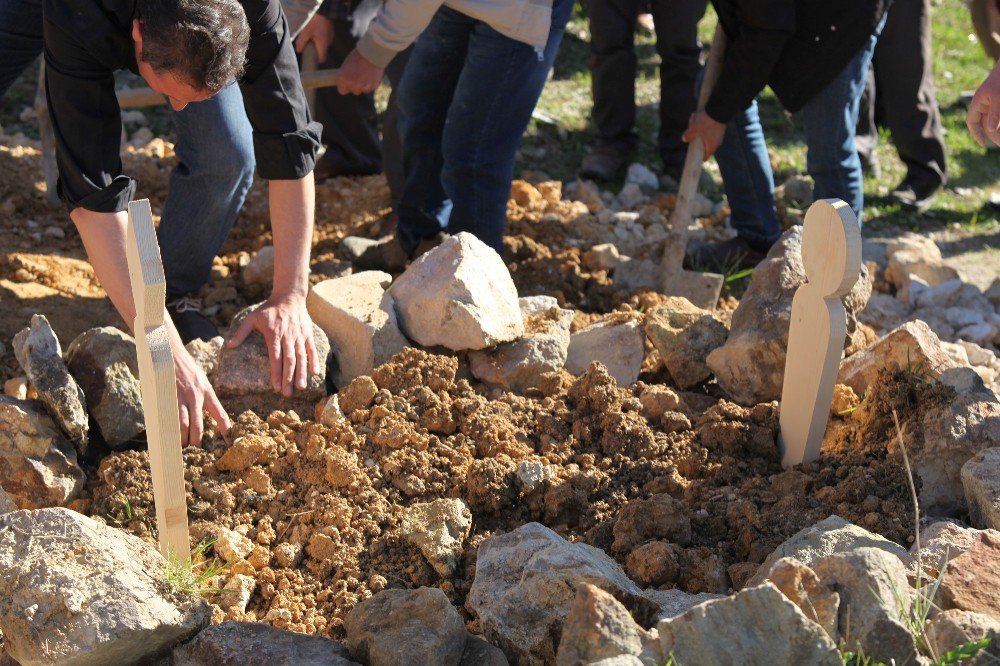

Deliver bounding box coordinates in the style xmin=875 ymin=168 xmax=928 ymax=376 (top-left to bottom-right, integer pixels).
xmin=138 ymin=0 xmax=250 ymax=91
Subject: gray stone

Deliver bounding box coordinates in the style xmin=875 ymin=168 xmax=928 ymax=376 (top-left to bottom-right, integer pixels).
xmin=916 ymin=521 xmax=1000 ymax=576
xmin=13 ymin=314 xmax=88 ymax=448
xmin=925 ymin=610 xmax=1000 ymax=665
xmin=644 ymin=298 xmax=728 ymax=388
xmin=555 ymin=584 xmax=652 ymax=666
xmin=642 ymin=589 xmax=724 ymax=624
xmin=617 ymin=182 xmax=646 ymax=209
xmin=173 ymin=621 xmax=359 ymax=665
xmin=0 ymin=395 xmax=84 ymax=509
xmin=746 ymin=515 xmax=910 ymax=587
xmin=307 ymin=271 xmax=409 ymax=387
xmin=884 ymin=233 xmax=961 ymax=293
xmin=963 ymin=448 xmax=1000 ymax=531
xmin=242 ymin=245 xmax=274 ymax=285
xmin=467 ymin=522 xmax=649 ymax=665
xmin=469 ymin=296 xmax=573 ymax=392
xmin=0 ymin=485 xmax=15 ymax=514
xmin=0 ymin=508 xmax=210 ymax=666
xmin=565 ymin=319 xmax=644 ymax=387
xmin=400 ymin=498 xmax=472 ymax=577
xmin=65 ymin=327 xmax=144 ymax=448
xmin=656 ymin=583 xmax=840 ymax=665
xmin=389 ymin=233 xmax=524 ymax=351
xmin=460 ymin=636 xmax=509 ymax=666
xmin=625 ymin=163 xmax=660 ymax=193
xmin=766 ymin=557 xmax=839 ymax=640
xmin=344 ymin=587 xmax=468 ymax=666
xmin=857 ymin=292 xmax=910 ymax=333
xmin=707 ymin=227 xmax=872 ymax=405
xmin=812 ymin=548 xmax=917 ymax=664
xmin=515 ymin=459 xmax=555 ymax=495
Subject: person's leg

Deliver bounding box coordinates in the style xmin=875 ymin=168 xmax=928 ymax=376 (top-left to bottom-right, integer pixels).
xmin=158 ymin=82 xmax=255 ymax=301
xmin=383 ymin=45 xmax=413 ymax=212
xmin=439 ymin=0 xmax=574 ymax=253
xmin=800 ymin=20 xmax=883 ymax=223
xmin=854 ymin=65 xmax=879 ymax=170
xmin=0 ymin=0 xmax=43 ymax=97
xmin=313 ymin=17 xmax=382 ymax=178
xmin=875 ymin=0 xmax=947 ymax=196
xmin=585 ymin=0 xmax=641 ymax=156
xmin=651 ymin=0 xmax=707 ymax=175
xmin=394 ymin=7 xmax=473 ymax=253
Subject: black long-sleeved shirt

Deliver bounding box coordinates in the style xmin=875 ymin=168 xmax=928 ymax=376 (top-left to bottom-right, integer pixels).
xmin=706 ymin=0 xmax=890 ymax=124
xmin=42 ymin=0 xmax=322 ymax=213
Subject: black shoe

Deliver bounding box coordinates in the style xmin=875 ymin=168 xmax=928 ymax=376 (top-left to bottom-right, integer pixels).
xmin=166 ymin=296 xmax=219 ymax=344
xmin=341 ymin=232 xmax=448 ymax=272
xmin=890 ymin=179 xmax=939 ymax=212
xmin=684 ymin=237 xmax=767 ymax=273
xmin=579 ymin=145 xmax=629 ymax=181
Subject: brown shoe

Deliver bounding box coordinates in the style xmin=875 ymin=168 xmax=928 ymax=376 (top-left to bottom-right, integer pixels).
xmin=684 ymin=237 xmax=767 ymax=273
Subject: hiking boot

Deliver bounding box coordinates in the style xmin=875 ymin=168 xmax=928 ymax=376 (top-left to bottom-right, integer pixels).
xmin=341 ymin=231 xmax=448 ymax=272
xmin=166 ymin=295 xmax=219 ymax=344
xmin=684 ymin=236 xmax=767 ymax=273
xmin=890 ymin=179 xmax=939 ymax=212
xmin=579 ymin=146 xmax=629 ymax=181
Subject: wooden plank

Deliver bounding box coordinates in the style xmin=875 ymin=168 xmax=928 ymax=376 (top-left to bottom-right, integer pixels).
xmin=778 ymin=199 xmax=862 ymax=468
xmin=301 ymin=42 xmax=319 ymax=113
xmin=116 ymin=68 xmax=340 ymax=109
xmin=125 ymin=199 xmax=191 ymax=561
xmin=34 ymin=60 xmax=60 ymax=208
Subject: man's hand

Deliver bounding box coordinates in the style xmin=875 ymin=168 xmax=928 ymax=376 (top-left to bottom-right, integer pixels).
xmin=337 ymin=49 xmax=384 ymax=95
xmin=295 ymin=13 xmax=334 ymax=63
xmin=227 ymin=294 xmax=321 ymax=397
xmin=682 ymin=111 xmax=727 ymax=159
xmin=169 ymin=328 xmax=231 ymax=447
xmin=967 ymin=63 xmax=1000 ymax=147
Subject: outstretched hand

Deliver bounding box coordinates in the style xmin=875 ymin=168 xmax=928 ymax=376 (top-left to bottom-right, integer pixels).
xmin=967 ymin=63 xmax=1000 ymax=147
xmin=682 ymin=111 xmax=726 ymax=159
xmin=168 ymin=331 xmax=231 ymax=448
xmin=227 ymin=294 xmax=322 ymax=397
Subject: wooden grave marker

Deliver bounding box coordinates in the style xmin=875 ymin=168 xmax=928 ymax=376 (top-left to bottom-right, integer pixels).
xmin=125 ymin=199 xmax=191 ymax=561
xmin=778 ymin=199 xmax=862 ymax=468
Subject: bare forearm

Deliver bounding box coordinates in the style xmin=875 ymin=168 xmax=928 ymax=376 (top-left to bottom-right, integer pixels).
xmin=70 ymin=207 xmax=139 ymax=326
xmin=268 ymin=174 xmax=315 ymax=299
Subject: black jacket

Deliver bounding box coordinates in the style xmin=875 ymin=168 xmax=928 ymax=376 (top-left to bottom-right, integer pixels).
xmin=42 ymin=0 xmax=322 ymax=212
xmin=706 ymin=0 xmax=890 ymax=124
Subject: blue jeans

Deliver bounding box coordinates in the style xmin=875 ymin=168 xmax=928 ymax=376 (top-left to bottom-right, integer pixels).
xmin=713 ymin=19 xmax=885 ymax=250
xmin=0 ymin=0 xmax=254 ymax=298
xmin=395 ymin=0 xmax=573 ymax=255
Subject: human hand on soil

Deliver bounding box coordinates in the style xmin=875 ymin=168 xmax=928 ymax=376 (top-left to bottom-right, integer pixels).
xmin=227 ymin=294 xmax=322 ymax=397
xmin=337 ymin=49 xmax=384 ymax=95
xmin=295 ymin=13 xmax=333 ymax=63
xmin=967 ymin=62 xmax=1000 ymax=147
xmin=682 ymin=111 xmax=726 ymax=159
xmin=169 ymin=331 xmax=231 ymax=447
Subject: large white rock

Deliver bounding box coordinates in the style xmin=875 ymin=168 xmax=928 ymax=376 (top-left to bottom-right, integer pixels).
xmin=565 ymin=319 xmax=644 ymax=387
xmin=0 ymin=508 xmax=210 ymax=665
xmin=388 ymin=233 xmax=524 ymax=351
xmin=469 ymin=296 xmax=573 ymax=392
xmin=915 ymin=521 xmax=1000 ymax=577
xmin=963 ymin=448 xmax=1000 ymax=531
xmin=307 ymin=271 xmax=409 ymax=387
xmin=884 ymin=233 xmax=960 ymax=294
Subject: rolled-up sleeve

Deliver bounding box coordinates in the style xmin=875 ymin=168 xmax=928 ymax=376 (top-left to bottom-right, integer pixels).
xmin=43 ymin=19 xmax=135 ymax=212
xmin=240 ymin=0 xmax=322 ymax=180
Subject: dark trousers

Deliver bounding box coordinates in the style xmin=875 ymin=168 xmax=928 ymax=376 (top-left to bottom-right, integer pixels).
xmin=313 ymin=19 xmax=411 ymax=208
xmin=855 ymin=0 xmax=947 ymax=189
xmin=586 ymin=0 xmax=706 ymax=170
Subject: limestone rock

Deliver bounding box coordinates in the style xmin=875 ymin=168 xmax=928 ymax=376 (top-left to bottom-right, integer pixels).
xmin=185 ymin=336 xmax=223 ymax=377
xmin=916 ymin=521 xmax=1000 ymax=576
xmin=0 ymin=508 xmax=210 ymax=666
xmin=389 ymin=232 xmax=524 ymax=351
xmin=13 ymin=314 xmax=88 ymax=448
xmin=400 ymin=498 xmax=472 ymax=577
xmin=706 ymin=227 xmax=872 ymax=405
xmin=469 ymin=296 xmax=573 ymax=392
xmin=857 ymin=292 xmax=910 ymax=332
xmin=307 ymin=271 xmax=409 ymax=388
xmin=812 ymin=548 xmax=915 ymax=663
xmin=837 ymin=320 xmax=959 ymax=395
xmin=0 ymin=395 xmax=84 ymax=509
xmin=625 ymin=163 xmax=659 ymax=193
xmin=939 ymin=532 xmax=1000 ymax=622
xmin=173 ymin=621 xmax=359 ymax=665
xmin=565 ymin=320 xmax=644 ymax=387
xmin=214 ymin=527 xmax=254 ymax=564
xmin=884 ymin=233 xmax=960 ymax=292
xmin=747 ymin=515 xmax=910 ymax=587
xmin=766 ymin=558 xmax=839 ymax=640
xmin=644 ymin=298 xmax=728 ymax=388
xmin=556 ymin=584 xmax=652 ymax=666
xmin=242 ymin=245 xmax=275 ymax=285
xmin=515 ymin=459 xmax=555 ymax=495
xmin=344 ymin=587 xmax=468 ymax=666
xmin=583 ymin=243 xmax=625 ymax=271
xmin=642 ymin=588 xmax=725 ymax=623
xmin=656 ymin=583 xmax=840 ymax=665
xmin=65 ymin=327 xmax=144 ymax=448
xmin=217 ymin=574 xmax=256 ymax=613
xmin=963 ymin=448 xmax=1000 ymax=530
xmin=925 ymin=610 xmax=1000 ymax=665
xmin=0 ymin=485 xmax=16 ymax=514
xmin=467 ymin=522 xmax=649 ymax=664
xmin=315 ymin=395 xmax=345 ymax=427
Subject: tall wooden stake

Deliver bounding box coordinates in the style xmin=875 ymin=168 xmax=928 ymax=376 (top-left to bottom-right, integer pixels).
xmin=125 ymin=199 xmax=191 ymax=561
xmin=778 ymin=199 xmax=862 ymax=468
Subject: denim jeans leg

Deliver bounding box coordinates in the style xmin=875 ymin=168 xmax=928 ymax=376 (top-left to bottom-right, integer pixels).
xmin=0 ymin=0 xmax=43 ymax=97
xmin=383 ymin=45 xmax=412 ymax=212
xmin=395 ymin=8 xmax=471 ymax=254
xmin=711 ymin=98 xmax=782 ymax=250
xmin=158 ymin=82 xmax=255 ymax=297
xmin=439 ymin=0 xmax=573 ymax=253
xmin=800 ymin=19 xmax=884 ymax=223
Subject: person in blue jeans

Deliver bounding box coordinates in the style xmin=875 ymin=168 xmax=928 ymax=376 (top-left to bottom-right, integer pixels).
xmin=0 ymin=0 xmax=323 ymax=447
xmin=334 ymin=0 xmax=574 ymax=269
xmin=683 ymin=0 xmax=890 ymax=271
